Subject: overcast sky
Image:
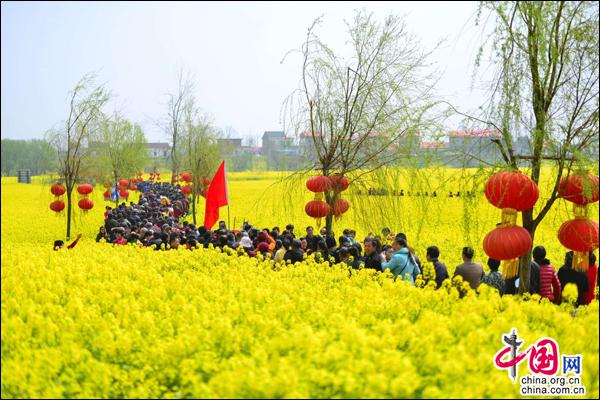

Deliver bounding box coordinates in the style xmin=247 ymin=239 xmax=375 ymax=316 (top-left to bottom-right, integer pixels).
xmin=1 ymin=1 xmax=491 ymax=143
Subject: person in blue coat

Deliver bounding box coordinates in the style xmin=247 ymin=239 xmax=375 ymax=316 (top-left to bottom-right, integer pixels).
xmin=382 ymin=237 xmax=420 ymax=284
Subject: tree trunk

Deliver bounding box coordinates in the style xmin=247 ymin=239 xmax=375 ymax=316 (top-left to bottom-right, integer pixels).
xmin=114 ymin=173 xmax=120 ymax=209
xmin=192 ymin=192 xmax=197 ymax=225
xmin=518 ymin=211 xmax=537 ymax=294
xmin=324 ymin=190 xmax=333 ymax=235
xmin=66 ymin=188 xmax=73 ymax=240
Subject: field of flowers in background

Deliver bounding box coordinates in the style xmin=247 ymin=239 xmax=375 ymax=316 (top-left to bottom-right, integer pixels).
xmin=1 ymin=169 xmax=599 ymax=398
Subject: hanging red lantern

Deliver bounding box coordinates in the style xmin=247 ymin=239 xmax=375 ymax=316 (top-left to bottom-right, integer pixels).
xmin=329 ymin=174 xmax=350 ymax=192
xmin=333 ymin=198 xmax=350 ymax=217
xmin=558 ymin=219 xmax=599 ymax=253
xmin=182 ymin=185 xmax=193 ymax=195
xmin=119 ymin=179 xmax=129 ymax=188
xmin=181 ymin=172 xmax=193 ymax=183
xmin=78 ymin=198 xmax=94 ymax=211
xmin=119 ymin=189 xmax=129 ymax=198
xmin=305 ymin=200 xmax=330 ymax=218
xmin=77 ymin=183 xmax=93 ymax=196
xmin=202 ymin=177 xmax=211 ymax=187
xmin=485 ymin=170 xmax=539 ymax=211
xmin=50 ymin=182 xmax=66 ymax=197
xmin=558 ymin=174 xmax=599 ymax=205
xmin=306 ymin=175 xmax=332 ymax=193
xmin=483 ymin=226 xmax=532 ymax=261
xmin=130 ymin=185 xmax=137 ymax=191
xmin=50 ymin=200 xmax=65 ymax=213
xmin=103 ymin=190 xmax=111 ymax=199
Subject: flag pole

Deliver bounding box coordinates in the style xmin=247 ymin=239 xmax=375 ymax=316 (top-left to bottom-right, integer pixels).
xmin=228 ymin=205 xmax=231 ymax=230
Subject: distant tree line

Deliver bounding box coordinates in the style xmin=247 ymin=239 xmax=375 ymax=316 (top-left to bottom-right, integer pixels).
xmin=1 ymin=138 xmax=57 ymax=176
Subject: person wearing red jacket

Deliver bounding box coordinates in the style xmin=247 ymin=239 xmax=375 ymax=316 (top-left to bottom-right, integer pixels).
xmin=533 ymin=246 xmax=561 ymax=304
xmin=53 ymin=233 xmax=82 ymax=250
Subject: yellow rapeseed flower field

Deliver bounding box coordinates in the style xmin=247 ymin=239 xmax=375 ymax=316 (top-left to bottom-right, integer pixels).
xmin=1 ymin=170 xmax=598 ymax=398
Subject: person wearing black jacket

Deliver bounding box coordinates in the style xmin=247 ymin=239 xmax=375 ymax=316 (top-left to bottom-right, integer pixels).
xmin=426 ymin=246 xmax=449 ymax=288
xmin=284 ymin=239 xmax=305 ymax=264
xmin=363 ymin=237 xmax=383 ymax=272
xmin=558 ymin=251 xmax=590 ymax=306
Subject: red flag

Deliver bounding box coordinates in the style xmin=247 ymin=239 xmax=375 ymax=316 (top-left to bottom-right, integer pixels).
xmin=204 ymin=160 xmax=229 ymax=229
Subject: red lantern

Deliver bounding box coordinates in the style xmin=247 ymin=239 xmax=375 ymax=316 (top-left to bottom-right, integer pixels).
xmin=78 ymin=198 xmax=94 ymax=211
xmin=200 ymin=189 xmax=207 ymax=198
xmin=485 ymin=171 xmax=539 ymax=211
xmin=558 ymin=219 xmax=599 ymax=253
xmin=181 ymin=172 xmax=193 ymax=183
xmin=306 ymin=175 xmax=332 ymax=193
xmin=329 ymin=174 xmax=350 ymax=192
xmin=119 ymin=179 xmax=129 ymax=188
xmin=130 ymin=185 xmax=137 ymax=191
xmin=202 ymin=177 xmax=211 ymax=187
xmin=119 ymin=189 xmax=129 ymax=198
xmin=103 ymin=190 xmax=111 ymax=199
xmin=305 ymin=200 xmax=330 ymax=218
xmin=50 ymin=183 xmax=66 ymax=197
xmin=77 ymin=183 xmax=93 ymax=196
xmin=558 ymin=174 xmax=599 ymax=205
xmin=333 ymin=198 xmax=350 ymax=217
xmin=483 ymin=226 xmax=532 ymax=260
xmin=50 ymin=200 xmax=65 ymax=212
xmin=182 ymin=185 xmax=193 ymax=195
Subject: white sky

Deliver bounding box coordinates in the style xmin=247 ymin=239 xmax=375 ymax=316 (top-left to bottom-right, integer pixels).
xmin=1 ymin=1 xmax=491 ymax=143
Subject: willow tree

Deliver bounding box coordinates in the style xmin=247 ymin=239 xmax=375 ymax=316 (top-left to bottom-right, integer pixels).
xmin=46 ymin=74 xmax=110 ymax=240
xmin=282 ymin=10 xmax=440 ymax=234
xmin=94 ymin=114 xmax=149 ymax=208
xmin=179 ymin=100 xmax=220 ymax=225
xmin=470 ymin=1 xmax=599 ymax=293
xmin=166 ymin=70 xmax=194 ymax=184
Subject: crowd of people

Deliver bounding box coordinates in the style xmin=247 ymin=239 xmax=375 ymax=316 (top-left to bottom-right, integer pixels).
xmin=78 ymin=180 xmax=598 ymax=307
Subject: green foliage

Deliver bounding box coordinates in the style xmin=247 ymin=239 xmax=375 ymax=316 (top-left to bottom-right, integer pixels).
xmin=0 ymin=139 xmax=56 ymax=176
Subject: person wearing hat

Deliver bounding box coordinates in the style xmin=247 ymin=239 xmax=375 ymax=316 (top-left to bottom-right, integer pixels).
xmin=257 ymin=241 xmax=270 ymax=258
xmin=239 ymin=236 xmax=256 ymax=257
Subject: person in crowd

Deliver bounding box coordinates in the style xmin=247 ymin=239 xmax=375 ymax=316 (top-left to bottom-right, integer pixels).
xmin=257 ymin=241 xmax=270 ymax=258
xmin=285 ymin=224 xmax=296 ymax=239
xmin=382 ymin=237 xmax=419 ymax=284
xmin=453 ymin=247 xmax=484 ymax=289
xmin=186 ymin=238 xmax=198 ymax=250
xmin=481 ymin=258 xmax=505 ymax=295
xmin=284 ymin=239 xmax=304 ymax=264
xmin=53 ymin=233 xmax=82 ymax=250
xmin=274 ymin=239 xmax=288 ymax=264
xmin=314 ymin=240 xmax=329 ymax=263
xmin=363 ymin=237 xmax=383 ymax=272
xmin=346 ymin=246 xmax=362 ymax=269
xmin=96 ymin=226 xmax=110 ymax=243
xmin=112 ymin=228 xmax=128 ymax=246
xmin=381 ymin=227 xmax=395 ymax=246
xmin=425 ymin=246 xmax=449 ymax=288
xmin=505 ymin=254 xmax=541 ymax=295
xmin=584 ymin=252 xmax=598 ymax=305
xmin=396 ymin=233 xmax=421 ymax=271
xmin=533 ymin=246 xmax=561 ymax=304
xmin=303 ymin=226 xmax=320 ymax=253
xmin=558 ymin=251 xmax=589 ymax=307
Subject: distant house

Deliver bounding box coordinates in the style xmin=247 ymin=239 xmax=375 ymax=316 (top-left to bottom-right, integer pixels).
xmin=447 ymin=130 xmax=504 ymax=167
xmin=218 ymin=138 xmax=243 ymax=156
xmin=147 ymin=142 xmax=171 ymax=160
xmin=262 ymin=131 xmax=302 ymax=170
